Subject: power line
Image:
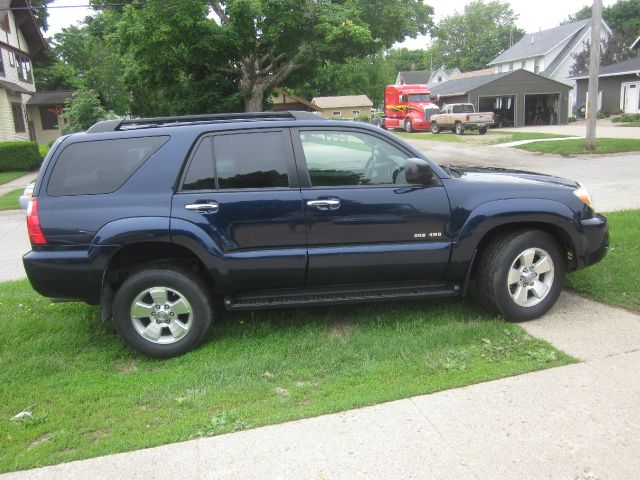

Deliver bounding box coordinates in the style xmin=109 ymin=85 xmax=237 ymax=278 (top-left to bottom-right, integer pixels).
xmin=0 ymin=3 xmax=140 ymax=10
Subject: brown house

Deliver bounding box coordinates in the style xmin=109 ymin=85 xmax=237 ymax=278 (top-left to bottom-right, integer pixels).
xmin=311 ymin=95 xmax=373 ymax=119
xmin=270 ymin=87 xmax=320 ymax=112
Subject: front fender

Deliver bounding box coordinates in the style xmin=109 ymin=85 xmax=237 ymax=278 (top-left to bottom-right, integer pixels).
xmin=447 ymin=198 xmax=580 ymax=280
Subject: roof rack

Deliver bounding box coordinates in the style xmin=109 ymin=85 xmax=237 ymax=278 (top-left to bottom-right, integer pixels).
xmin=86 ymin=110 xmax=325 ymax=133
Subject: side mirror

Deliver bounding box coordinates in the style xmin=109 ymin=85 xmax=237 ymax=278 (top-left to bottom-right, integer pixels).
xmin=405 ymin=158 xmax=434 ymax=185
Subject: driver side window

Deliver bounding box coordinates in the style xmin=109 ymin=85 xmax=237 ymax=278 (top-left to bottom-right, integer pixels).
xmin=299 ymin=130 xmax=410 ymax=187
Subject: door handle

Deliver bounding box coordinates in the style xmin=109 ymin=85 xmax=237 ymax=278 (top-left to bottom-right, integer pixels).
xmin=185 ymin=202 xmax=219 ymax=213
xmin=307 ymin=199 xmax=341 ymax=209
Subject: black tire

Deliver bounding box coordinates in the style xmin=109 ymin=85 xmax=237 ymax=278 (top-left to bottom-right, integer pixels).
xmin=404 ymin=118 xmax=413 ymax=133
xmin=112 ymin=264 xmax=213 ymax=358
xmin=479 ymin=127 xmax=487 ymax=135
xmin=475 ymin=230 xmax=565 ymax=322
xmin=455 ymin=122 xmax=464 ymax=135
xmin=431 ymin=122 xmax=440 ymax=134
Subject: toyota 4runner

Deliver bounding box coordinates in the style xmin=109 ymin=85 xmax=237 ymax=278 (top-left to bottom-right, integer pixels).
xmin=23 ymin=111 xmax=608 ymax=358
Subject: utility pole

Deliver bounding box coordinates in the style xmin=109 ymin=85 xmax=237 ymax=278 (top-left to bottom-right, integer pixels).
xmin=586 ymin=0 xmax=602 ymax=150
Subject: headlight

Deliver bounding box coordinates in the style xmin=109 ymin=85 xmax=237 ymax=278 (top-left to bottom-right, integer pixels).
xmin=573 ymin=186 xmax=594 ymax=209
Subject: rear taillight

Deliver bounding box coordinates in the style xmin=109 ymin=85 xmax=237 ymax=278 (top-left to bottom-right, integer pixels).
xmin=466 ymin=114 xmax=470 ymax=121
xmin=27 ymin=197 xmax=47 ymax=245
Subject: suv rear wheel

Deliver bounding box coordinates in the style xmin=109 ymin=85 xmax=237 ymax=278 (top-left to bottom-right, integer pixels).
xmin=112 ymin=264 xmax=212 ymax=358
xmin=475 ymin=230 xmax=565 ymax=322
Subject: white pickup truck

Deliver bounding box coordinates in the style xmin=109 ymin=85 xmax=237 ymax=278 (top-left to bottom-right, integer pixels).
xmin=430 ymin=103 xmax=494 ymax=135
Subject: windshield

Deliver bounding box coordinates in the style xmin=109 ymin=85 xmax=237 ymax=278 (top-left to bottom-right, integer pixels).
xmin=407 ymin=94 xmax=430 ymax=102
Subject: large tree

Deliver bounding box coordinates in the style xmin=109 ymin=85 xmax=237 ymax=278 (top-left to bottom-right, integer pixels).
xmin=426 ymin=0 xmax=524 ymax=72
xmin=202 ymin=0 xmax=433 ymax=111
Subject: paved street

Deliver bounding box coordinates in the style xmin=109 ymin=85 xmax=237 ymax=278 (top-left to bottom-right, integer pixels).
xmin=407 ymin=139 xmax=640 ymax=212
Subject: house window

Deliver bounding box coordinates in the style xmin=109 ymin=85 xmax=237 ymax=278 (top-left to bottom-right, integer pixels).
xmin=351 ymin=110 xmax=360 ymax=116
xmin=11 ymin=103 xmax=25 ymax=132
xmin=8 ymin=51 xmax=14 ymax=67
xmin=509 ymin=62 xmax=513 ymax=71
xmin=0 ymin=49 xmax=4 ymax=76
xmin=437 ymin=75 xmax=442 ymax=82
xmin=16 ymin=55 xmax=32 ymax=83
xmin=40 ymin=106 xmax=59 ymax=130
xmin=534 ymin=57 xmax=540 ymax=73
xmin=332 ymin=111 xmax=341 ymax=116
xmin=497 ymin=65 xmax=502 ymax=73
xmin=521 ymin=60 xmax=526 ymax=69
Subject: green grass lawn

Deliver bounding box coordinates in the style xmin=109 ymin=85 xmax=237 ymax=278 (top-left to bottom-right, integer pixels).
xmin=619 ymin=121 xmax=640 ymax=127
xmin=488 ymin=131 xmax=573 ymax=144
xmin=0 ymin=280 xmax=573 ymax=473
xmin=515 ymin=138 xmax=640 ymax=156
xmin=0 ymin=188 xmax=22 ymax=211
xmin=0 ymin=171 xmax=27 ymax=186
xmin=395 ymin=131 xmax=464 ymax=142
xmin=567 ymin=209 xmax=639 ymax=311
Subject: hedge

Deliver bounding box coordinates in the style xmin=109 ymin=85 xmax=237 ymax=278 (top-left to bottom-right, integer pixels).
xmin=0 ymin=141 xmax=41 ymax=172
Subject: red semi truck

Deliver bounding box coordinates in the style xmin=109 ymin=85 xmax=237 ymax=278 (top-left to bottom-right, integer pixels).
xmin=382 ymin=84 xmax=440 ymax=133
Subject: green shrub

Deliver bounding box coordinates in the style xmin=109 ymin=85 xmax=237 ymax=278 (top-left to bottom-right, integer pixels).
xmin=612 ymin=113 xmax=640 ymax=123
xmin=0 ymin=141 xmax=41 ymax=172
xmin=568 ymin=116 xmax=577 ymax=123
xmin=596 ymin=110 xmax=610 ymax=119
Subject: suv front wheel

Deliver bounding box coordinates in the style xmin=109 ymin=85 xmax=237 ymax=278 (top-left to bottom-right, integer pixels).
xmin=112 ymin=264 xmax=212 ymax=358
xmin=475 ymin=230 xmax=565 ymax=322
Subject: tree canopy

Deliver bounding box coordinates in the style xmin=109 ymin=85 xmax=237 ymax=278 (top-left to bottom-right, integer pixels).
xmin=425 ymin=0 xmax=524 ymax=72
xmin=37 ymin=0 xmax=433 ymax=114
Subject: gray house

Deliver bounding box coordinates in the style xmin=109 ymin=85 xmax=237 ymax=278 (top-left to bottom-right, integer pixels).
xmin=571 ymin=56 xmax=640 ymax=115
xmin=489 ymin=19 xmax=611 ymax=114
xmin=430 ymin=69 xmax=571 ymax=127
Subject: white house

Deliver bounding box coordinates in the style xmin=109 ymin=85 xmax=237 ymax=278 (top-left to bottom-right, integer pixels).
xmin=488 ymin=19 xmax=611 ymax=114
xmin=0 ymin=0 xmax=49 ymax=142
xmin=395 ymin=67 xmax=461 ymax=88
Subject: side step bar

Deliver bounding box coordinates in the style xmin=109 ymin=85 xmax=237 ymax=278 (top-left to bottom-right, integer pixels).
xmin=224 ymin=282 xmax=460 ymax=311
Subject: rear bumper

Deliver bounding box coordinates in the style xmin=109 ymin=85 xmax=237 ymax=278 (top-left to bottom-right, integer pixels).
xmin=575 ymin=213 xmax=608 ymax=269
xmin=464 ymin=122 xmax=490 ymax=130
xmin=23 ymin=246 xmax=117 ymax=304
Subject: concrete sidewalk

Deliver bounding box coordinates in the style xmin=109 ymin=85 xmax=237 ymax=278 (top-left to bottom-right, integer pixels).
xmin=0 ymin=172 xmax=35 ymax=197
xmin=3 ymin=292 xmax=639 ymax=480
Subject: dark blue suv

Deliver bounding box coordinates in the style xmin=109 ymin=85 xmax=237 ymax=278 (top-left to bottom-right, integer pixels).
xmin=23 ymin=111 xmax=608 ymax=357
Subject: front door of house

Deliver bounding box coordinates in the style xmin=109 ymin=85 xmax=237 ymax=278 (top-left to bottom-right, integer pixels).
xmin=622 ymin=83 xmax=640 ymax=114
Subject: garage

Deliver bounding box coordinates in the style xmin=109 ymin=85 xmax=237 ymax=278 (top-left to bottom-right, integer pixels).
xmin=524 ymin=93 xmax=560 ymax=125
xmin=479 ymin=95 xmax=515 ymax=128
xmin=430 ymin=69 xmax=571 ymax=127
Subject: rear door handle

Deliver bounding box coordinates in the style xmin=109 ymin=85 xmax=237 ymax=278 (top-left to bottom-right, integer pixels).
xmin=185 ymin=202 xmax=219 ymax=213
xmin=307 ymin=198 xmax=341 ymax=210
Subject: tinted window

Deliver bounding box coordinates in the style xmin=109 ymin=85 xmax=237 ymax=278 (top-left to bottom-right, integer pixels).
xmin=214 ymin=132 xmax=289 ymax=189
xmin=182 ymin=137 xmax=215 ymax=191
xmin=300 ymin=130 xmax=409 ymax=186
xmin=48 ymin=136 xmax=169 ymax=196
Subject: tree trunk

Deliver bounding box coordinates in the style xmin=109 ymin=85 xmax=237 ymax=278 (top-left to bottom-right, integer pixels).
xmin=244 ymin=83 xmax=264 ymax=112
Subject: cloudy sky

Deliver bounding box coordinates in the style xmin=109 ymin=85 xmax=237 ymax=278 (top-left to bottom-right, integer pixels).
xmin=45 ymin=0 xmax=615 ymax=44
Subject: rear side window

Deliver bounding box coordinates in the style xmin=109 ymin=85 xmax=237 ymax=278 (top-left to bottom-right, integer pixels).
xmin=182 ymin=131 xmax=289 ymax=191
xmin=47 ymin=136 xmax=169 ymax=196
